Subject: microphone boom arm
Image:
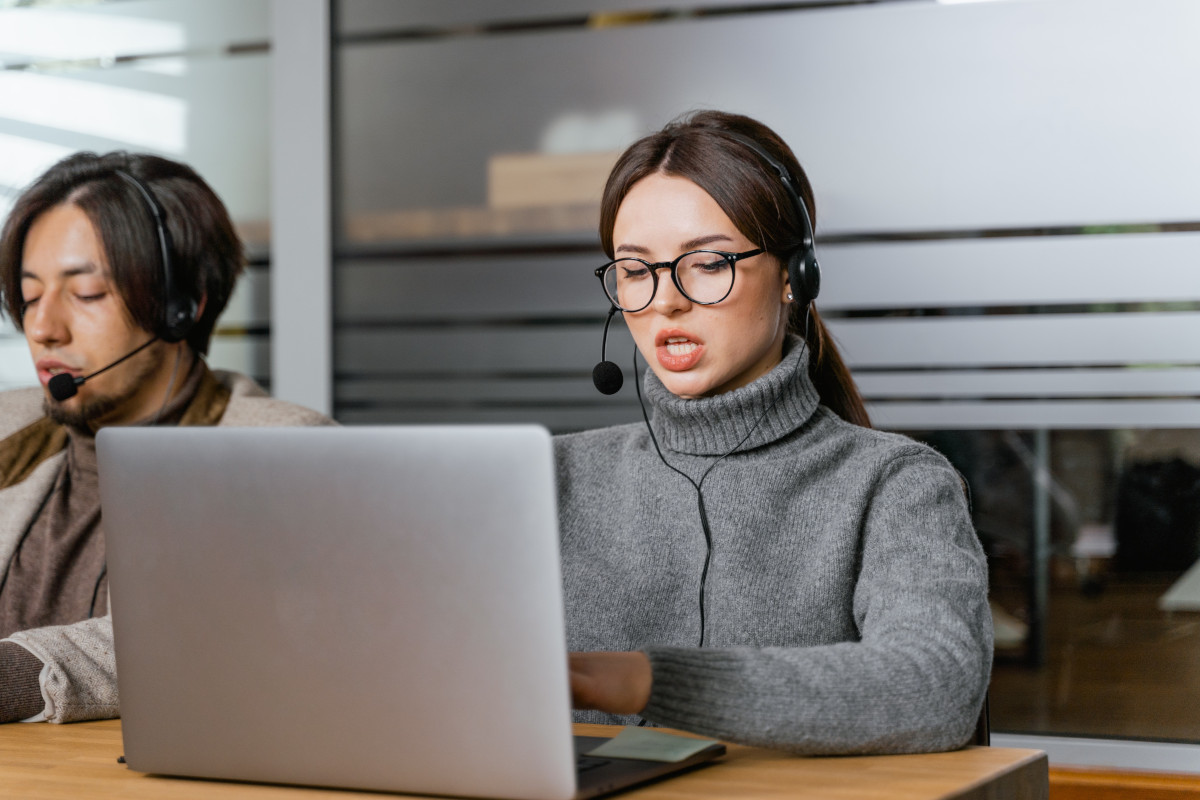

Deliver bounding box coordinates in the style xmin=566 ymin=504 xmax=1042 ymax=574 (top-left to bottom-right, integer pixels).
xmin=48 ymin=336 xmax=160 ymax=401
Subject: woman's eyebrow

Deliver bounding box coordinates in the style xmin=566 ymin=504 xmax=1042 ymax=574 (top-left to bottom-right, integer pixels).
xmin=614 ymin=234 xmax=736 ymax=257
xmin=681 ymin=234 xmax=735 ymax=251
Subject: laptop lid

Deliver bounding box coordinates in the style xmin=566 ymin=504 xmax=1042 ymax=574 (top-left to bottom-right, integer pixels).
xmin=99 ymin=425 xmax=577 ymax=800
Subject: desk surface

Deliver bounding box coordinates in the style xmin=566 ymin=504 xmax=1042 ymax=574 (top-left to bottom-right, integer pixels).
xmin=0 ymin=720 xmax=1047 ymax=800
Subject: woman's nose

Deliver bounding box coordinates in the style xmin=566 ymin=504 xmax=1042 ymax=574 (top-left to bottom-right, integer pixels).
xmin=652 ymin=269 xmax=692 ymax=314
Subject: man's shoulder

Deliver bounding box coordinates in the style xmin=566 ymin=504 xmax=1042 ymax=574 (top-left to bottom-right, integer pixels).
xmin=212 ymin=370 xmax=336 ymax=427
xmin=0 ymin=386 xmax=47 ymax=440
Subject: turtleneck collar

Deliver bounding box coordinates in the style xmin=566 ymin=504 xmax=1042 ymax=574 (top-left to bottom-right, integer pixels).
xmin=63 ymin=353 xmax=209 ymax=451
xmin=643 ymin=335 xmax=821 ymax=456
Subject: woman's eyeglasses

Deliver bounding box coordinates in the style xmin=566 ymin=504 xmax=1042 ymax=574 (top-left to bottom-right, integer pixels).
xmin=595 ymin=249 xmax=763 ymax=312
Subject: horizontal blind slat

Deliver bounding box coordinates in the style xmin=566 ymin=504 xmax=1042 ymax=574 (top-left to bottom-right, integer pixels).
xmin=829 ymin=312 xmax=1200 ymax=368
xmin=856 ymin=368 xmax=1200 ymax=398
xmin=336 ymin=325 xmax=634 ymax=374
xmin=820 ymin=233 xmax=1200 ymax=310
xmin=869 ymin=400 xmax=1200 ymax=430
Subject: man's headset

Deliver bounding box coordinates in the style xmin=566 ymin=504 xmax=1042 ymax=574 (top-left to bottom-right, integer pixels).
xmin=592 ymin=130 xmax=821 ymax=395
xmin=116 ymin=169 xmax=199 ymax=344
xmin=47 ymin=169 xmax=199 ymax=402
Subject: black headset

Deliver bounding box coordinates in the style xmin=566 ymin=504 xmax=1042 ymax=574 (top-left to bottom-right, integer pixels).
xmin=114 ymin=169 xmax=198 ymax=344
xmin=719 ymin=131 xmax=821 ymax=310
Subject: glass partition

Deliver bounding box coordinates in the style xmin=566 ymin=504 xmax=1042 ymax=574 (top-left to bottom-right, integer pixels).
xmin=909 ymin=427 xmax=1200 ymax=742
xmin=0 ymin=0 xmax=271 ymax=388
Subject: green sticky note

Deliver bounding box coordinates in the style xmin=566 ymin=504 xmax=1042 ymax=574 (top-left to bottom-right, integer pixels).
xmin=585 ymin=726 xmax=720 ymax=763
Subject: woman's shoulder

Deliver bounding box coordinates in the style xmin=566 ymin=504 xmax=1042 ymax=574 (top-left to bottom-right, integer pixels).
xmin=553 ymin=422 xmax=650 ymax=468
xmin=804 ymin=406 xmax=958 ymax=477
xmin=555 ymin=421 xmax=646 ymax=450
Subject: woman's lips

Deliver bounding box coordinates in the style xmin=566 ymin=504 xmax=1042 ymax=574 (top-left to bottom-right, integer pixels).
xmin=655 ymin=335 xmax=704 ymax=372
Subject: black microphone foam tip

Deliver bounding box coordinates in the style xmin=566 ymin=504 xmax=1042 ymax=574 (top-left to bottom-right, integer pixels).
xmin=592 ymin=361 xmax=624 ymax=395
xmin=48 ymin=372 xmax=80 ymax=402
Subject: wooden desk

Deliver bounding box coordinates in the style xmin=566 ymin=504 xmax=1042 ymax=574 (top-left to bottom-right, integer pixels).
xmin=0 ymin=720 xmax=1048 ymax=799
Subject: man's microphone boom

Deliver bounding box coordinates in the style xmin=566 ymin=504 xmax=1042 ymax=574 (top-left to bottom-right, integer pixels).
xmin=47 ymin=337 xmax=159 ymax=401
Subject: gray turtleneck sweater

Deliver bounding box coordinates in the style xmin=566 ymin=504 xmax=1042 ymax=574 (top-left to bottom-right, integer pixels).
xmin=555 ymin=338 xmax=991 ymax=755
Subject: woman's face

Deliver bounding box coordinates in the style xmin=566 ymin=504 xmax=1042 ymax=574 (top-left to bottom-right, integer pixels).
xmin=612 ymin=172 xmax=791 ymax=399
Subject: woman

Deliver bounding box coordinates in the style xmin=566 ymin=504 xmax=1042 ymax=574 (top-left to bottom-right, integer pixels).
xmin=556 ymin=111 xmax=991 ymax=755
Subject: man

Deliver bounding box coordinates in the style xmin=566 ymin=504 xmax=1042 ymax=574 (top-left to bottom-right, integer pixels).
xmin=0 ymin=152 xmax=331 ymax=723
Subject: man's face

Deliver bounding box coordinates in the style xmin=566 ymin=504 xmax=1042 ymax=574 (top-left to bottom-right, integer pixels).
xmin=20 ymin=202 xmax=179 ymax=428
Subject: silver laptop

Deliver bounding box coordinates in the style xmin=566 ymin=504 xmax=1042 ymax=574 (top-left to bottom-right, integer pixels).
xmin=98 ymin=425 xmax=722 ymax=799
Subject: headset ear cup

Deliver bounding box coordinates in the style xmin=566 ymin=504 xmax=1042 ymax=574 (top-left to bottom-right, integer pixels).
xmin=115 ymin=168 xmax=199 ymax=345
xmin=787 ymin=250 xmax=820 ymax=308
xmin=805 ymin=256 xmax=821 ymax=304
xmin=162 ymin=297 xmax=199 ymax=343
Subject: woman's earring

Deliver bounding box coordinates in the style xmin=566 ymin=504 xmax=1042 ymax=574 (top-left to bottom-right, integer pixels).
xmin=787 ymin=293 xmax=794 ymax=301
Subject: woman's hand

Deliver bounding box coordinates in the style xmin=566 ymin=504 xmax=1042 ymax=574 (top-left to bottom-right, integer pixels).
xmin=568 ymin=651 xmax=652 ymax=715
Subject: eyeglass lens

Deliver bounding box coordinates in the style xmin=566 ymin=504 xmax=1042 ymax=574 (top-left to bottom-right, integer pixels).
xmin=603 ymin=250 xmax=735 ymax=311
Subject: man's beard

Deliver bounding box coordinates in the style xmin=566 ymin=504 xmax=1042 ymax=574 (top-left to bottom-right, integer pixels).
xmin=43 ymin=351 xmax=163 ymax=430
xmin=45 ymin=393 xmax=125 ymax=430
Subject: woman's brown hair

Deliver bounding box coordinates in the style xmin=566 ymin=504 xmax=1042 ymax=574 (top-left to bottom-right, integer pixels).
xmin=599 ymin=110 xmax=870 ymax=427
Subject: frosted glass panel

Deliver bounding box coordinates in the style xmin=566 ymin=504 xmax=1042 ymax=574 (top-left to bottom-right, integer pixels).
xmin=219 ymin=267 xmax=270 ymax=329
xmin=870 ymin=401 xmax=1200 ymax=430
xmin=338 ymin=0 xmax=780 ymax=34
xmin=0 ymin=327 xmax=36 ymax=391
xmin=829 ymin=312 xmax=1200 ymax=368
xmin=338 ymin=0 xmax=1200 ymax=244
xmin=0 ymin=0 xmax=266 ymax=65
xmin=0 ymin=60 xmax=267 ymax=235
xmin=208 ymin=338 xmax=269 ymax=384
xmin=820 ymin=233 xmax=1200 ymax=310
xmin=857 ymin=368 xmax=1200 ymax=399
xmin=336 ymin=253 xmax=603 ymax=322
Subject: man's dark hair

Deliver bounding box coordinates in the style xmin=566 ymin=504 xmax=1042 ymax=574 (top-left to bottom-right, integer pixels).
xmin=0 ymin=151 xmax=243 ymax=354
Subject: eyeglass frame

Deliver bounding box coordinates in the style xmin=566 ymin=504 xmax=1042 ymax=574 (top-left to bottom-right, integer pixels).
xmin=594 ymin=248 xmax=765 ymax=312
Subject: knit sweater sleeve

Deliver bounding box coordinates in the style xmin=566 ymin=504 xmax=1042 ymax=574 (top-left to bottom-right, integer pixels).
xmin=5 ymin=616 xmax=119 ymax=723
xmin=0 ymin=641 xmax=46 ymax=723
xmin=640 ymin=450 xmax=992 ymax=755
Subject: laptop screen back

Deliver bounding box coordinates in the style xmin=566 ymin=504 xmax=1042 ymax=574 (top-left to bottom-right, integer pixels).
xmin=99 ymin=425 xmax=577 ymax=800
